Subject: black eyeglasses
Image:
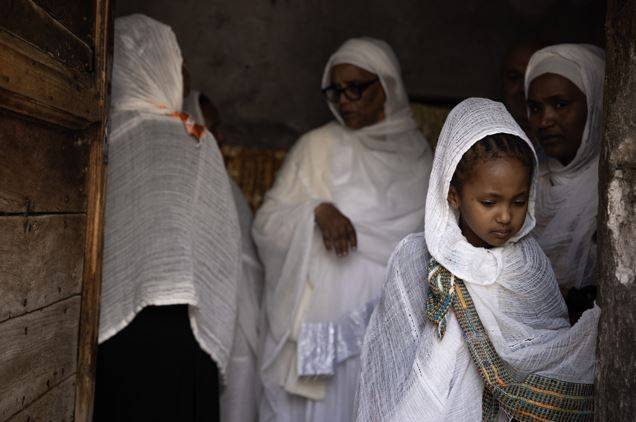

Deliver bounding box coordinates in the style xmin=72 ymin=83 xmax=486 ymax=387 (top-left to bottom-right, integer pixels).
xmin=322 ymin=78 xmax=379 ymax=103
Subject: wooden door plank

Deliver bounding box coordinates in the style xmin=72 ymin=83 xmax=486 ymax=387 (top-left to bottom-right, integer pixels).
xmin=0 ymin=31 xmax=97 ymax=128
xmin=0 ymin=215 xmax=85 ymax=323
xmin=0 ymin=108 xmax=88 ymax=213
xmin=34 ymin=0 xmax=94 ymax=45
xmin=6 ymin=376 xmax=75 ymax=422
xmin=0 ymin=0 xmax=92 ymax=71
xmin=74 ymin=0 xmax=112 ymax=418
xmin=0 ymin=297 xmax=80 ymax=421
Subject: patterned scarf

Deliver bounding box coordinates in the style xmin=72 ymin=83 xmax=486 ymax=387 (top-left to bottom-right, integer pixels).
xmin=426 ymin=259 xmax=594 ymax=422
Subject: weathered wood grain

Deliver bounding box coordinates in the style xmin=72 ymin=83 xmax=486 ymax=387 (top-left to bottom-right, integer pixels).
xmin=0 ymin=108 xmax=89 ymax=213
xmin=74 ymin=1 xmax=112 ymax=418
xmin=6 ymin=376 xmax=75 ymax=422
xmin=34 ymin=0 xmax=94 ymax=46
xmin=0 ymin=215 xmax=85 ymax=323
xmin=0 ymin=31 xmax=97 ymax=128
xmin=0 ymin=0 xmax=92 ymax=71
xmin=0 ymin=297 xmax=80 ymax=421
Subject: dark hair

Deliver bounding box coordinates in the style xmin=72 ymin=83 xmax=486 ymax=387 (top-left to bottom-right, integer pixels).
xmin=198 ymin=94 xmax=220 ymax=130
xmin=450 ymin=133 xmax=534 ymax=191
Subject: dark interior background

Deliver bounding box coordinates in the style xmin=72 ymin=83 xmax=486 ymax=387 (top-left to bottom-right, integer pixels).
xmin=116 ymin=0 xmax=606 ymax=148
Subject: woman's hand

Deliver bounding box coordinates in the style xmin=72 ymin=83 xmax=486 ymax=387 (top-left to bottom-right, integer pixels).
xmin=314 ymin=202 xmax=357 ymax=257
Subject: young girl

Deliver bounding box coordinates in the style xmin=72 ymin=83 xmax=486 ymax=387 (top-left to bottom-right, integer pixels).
xmin=525 ymin=44 xmax=605 ymax=320
xmin=355 ymin=98 xmax=599 ymax=421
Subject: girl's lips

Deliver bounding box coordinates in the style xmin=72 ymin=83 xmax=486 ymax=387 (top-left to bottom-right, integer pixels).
xmin=491 ymin=230 xmax=512 ymax=239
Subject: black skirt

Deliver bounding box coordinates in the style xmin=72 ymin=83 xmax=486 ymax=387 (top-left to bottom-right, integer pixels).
xmin=94 ymin=305 xmax=220 ymax=422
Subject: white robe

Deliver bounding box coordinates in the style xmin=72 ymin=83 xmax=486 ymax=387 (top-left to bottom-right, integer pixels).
xmin=355 ymin=98 xmax=599 ymax=422
xmin=100 ymin=15 xmax=241 ymax=381
xmin=254 ymin=37 xmax=432 ymax=422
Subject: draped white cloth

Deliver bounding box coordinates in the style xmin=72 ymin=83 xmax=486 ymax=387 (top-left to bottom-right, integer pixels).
xmin=183 ymin=90 xmax=263 ymax=422
xmin=99 ymin=15 xmax=241 ymax=382
xmin=355 ymin=98 xmax=600 ymax=422
xmin=253 ymin=37 xmax=432 ymax=422
xmin=525 ymin=44 xmax=605 ymax=289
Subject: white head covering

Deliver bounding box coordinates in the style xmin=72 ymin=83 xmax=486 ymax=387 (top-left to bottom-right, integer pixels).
xmin=355 ymin=98 xmax=599 ymax=421
xmin=524 ymin=44 xmax=605 ymax=288
xmin=100 ymin=15 xmax=241 ymax=382
xmin=425 ymin=98 xmax=537 ymax=285
xmin=525 ymin=44 xmax=605 ymax=175
xmin=112 ymin=14 xmax=184 ymax=114
xmin=321 ymin=37 xmax=426 ymax=156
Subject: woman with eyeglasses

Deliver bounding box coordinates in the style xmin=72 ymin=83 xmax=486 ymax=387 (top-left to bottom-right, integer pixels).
xmin=253 ymin=37 xmax=433 ymax=422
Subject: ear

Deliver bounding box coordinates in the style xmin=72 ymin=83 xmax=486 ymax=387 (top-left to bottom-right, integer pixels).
xmin=447 ymin=185 xmax=461 ymax=210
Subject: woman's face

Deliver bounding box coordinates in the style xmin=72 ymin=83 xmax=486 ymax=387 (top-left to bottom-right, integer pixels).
xmin=448 ymin=157 xmax=531 ymax=248
xmin=330 ymin=64 xmax=386 ymax=129
xmin=527 ymin=73 xmax=587 ymax=166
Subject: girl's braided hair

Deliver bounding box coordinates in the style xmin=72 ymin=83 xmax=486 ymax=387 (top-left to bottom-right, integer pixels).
xmin=450 ymin=133 xmax=535 ymax=191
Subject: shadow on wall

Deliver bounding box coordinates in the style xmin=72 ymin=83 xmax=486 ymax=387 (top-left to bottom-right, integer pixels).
xmin=116 ymin=0 xmax=606 ymax=149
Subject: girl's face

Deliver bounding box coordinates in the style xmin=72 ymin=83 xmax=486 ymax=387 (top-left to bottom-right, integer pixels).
xmin=448 ymin=157 xmax=531 ymax=248
xmin=526 ymin=73 xmax=587 ymax=167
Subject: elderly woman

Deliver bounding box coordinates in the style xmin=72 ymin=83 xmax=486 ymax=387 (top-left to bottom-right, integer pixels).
xmin=253 ymin=38 xmax=433 ymax=422
xmin=94 ymin=15 xmax=240 ymax=421
xmin=525 ymin=44 xmax=605 ymax=321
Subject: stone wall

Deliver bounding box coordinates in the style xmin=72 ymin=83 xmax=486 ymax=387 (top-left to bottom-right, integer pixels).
xmin=116 ymin=0 xmax=605 ymax=147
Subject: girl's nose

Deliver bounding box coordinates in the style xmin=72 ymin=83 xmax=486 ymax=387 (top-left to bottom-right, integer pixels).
xmin=496 ymin=207 xmax=512 ymax=224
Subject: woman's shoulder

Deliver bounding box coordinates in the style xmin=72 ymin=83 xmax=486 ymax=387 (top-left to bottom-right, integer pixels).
xmin=110 ymin=111 xmax=184 ymax=139
xmin=293 ymin=122 xmax=340 ymax=149
xmin=285 ymin=122 xmax=340 ymax=166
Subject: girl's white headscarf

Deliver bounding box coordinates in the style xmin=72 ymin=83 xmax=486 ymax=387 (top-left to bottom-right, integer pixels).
xmin=101 ymin=15 xmax=241 ymax=383
xmin=321 ymin=37 xmax=427 ymax=156
xmin=425 ymin=98 xmax=537 ymax=285
xmin=524 ymin=44 xmax=605 ymax=288
xmin=355 ymin=98 xmax=599 ymax=422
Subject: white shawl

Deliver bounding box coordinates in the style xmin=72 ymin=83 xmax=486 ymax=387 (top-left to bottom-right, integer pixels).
xmin=253 ymin=37 xmax=432 ymax=404
xmin=355 ymin=98 xmax=599 ymax=421
xmin=99 ymin=15 xmax=241 ymax=382
xmin=183 ymin=89 xmax=264 ymax=353
xmin=525 ymin=44 xmax=605 ymax=289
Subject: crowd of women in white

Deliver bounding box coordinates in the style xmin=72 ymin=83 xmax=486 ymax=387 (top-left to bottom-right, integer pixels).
xmin=97 ymin=13 xmax=604 ymax=422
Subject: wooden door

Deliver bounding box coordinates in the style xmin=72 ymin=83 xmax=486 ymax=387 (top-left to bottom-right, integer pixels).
xmin=0 ymin=1 xmax=112 ymax=421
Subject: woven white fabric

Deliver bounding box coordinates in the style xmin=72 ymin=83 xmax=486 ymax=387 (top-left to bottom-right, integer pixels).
xmin=525 ymin=44 xmax=605 ymax=289
xmin=253 ymin=37 xmax=432 ymax=421
xmin=355 ymin=98 xmax=600 ymax=422
xmin=99 ymin=15 xmax=241 ymax=383
xmin=183 ymin=90 xmax=263 ymax=421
